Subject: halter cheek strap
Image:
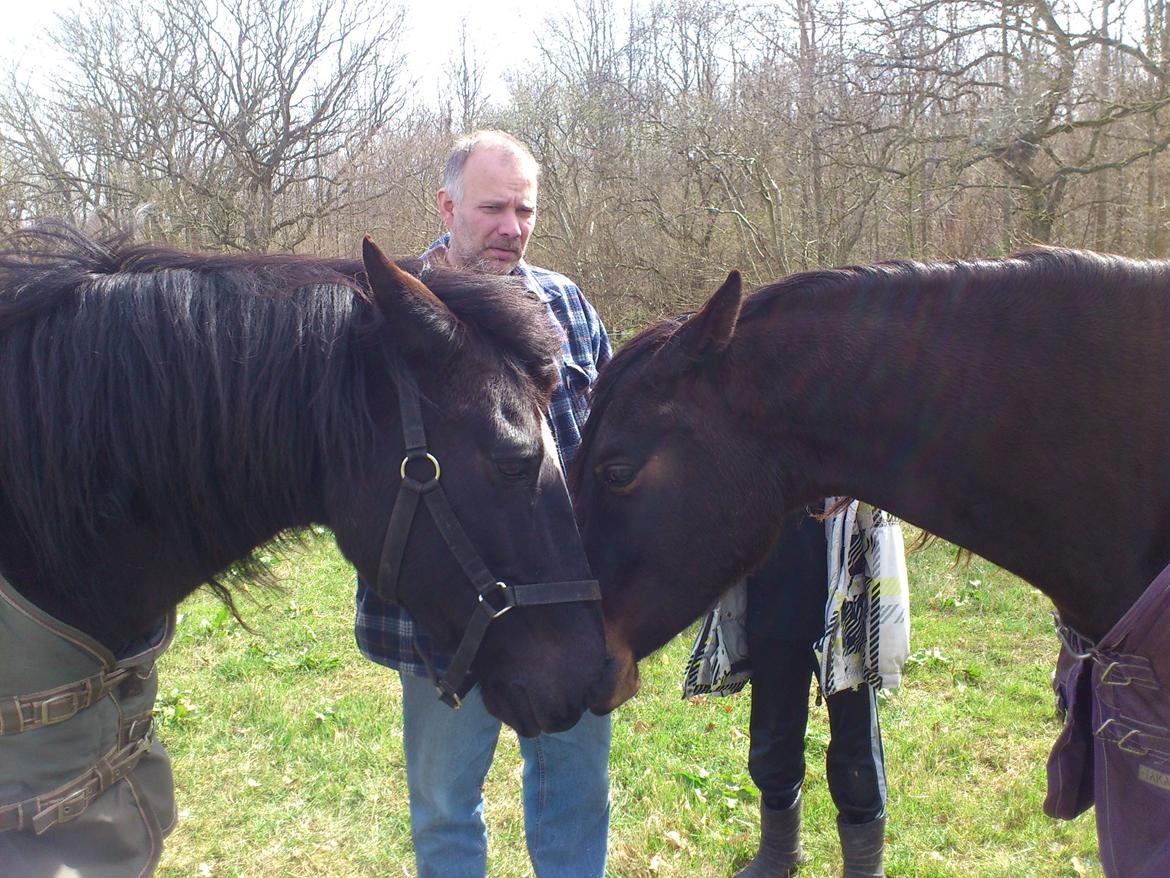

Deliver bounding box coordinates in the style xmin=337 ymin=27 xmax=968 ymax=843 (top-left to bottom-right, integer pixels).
xmin=374 ymin=375 xmax=600 ymax=708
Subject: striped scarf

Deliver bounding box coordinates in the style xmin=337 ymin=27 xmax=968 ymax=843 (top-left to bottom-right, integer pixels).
xmin=682 ymin=500 xmax=910 ymax=698
xmin=818 ymin=501 xmax=910 ymax=694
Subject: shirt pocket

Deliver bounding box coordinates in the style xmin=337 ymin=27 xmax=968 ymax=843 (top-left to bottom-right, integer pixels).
xmin=561 ymin=359 xmax=598 ymax=428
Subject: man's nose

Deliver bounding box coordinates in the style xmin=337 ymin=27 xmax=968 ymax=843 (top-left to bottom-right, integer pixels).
xmin=499 ymin=211 xmax=522 ymax=238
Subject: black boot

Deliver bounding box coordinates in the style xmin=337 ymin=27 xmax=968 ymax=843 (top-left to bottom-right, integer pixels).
xmin=733 ymin=796 xmax=802 ymax=877
xmin=837 ymin=814 xmax=886 ymax=878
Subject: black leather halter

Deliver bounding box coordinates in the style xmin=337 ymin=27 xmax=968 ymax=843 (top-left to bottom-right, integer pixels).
xmin=375 ymin=373 xmax=601 ymax=708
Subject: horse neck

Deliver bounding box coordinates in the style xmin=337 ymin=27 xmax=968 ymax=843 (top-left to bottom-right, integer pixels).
xmin=730 ymin=271 xmax=1170 ymax=639
xmin=6 ymin=453 xmax=323 ymax=655
xmin=2 ymin=358 xmax=332 ymax=654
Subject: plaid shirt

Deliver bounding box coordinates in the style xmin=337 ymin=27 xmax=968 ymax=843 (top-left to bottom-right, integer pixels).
xmin=354 ymin=236 xmax=612 ymax=678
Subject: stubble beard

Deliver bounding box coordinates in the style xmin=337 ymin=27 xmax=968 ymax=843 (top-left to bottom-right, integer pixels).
xmin=469 ymin=254 xmax=519 ymax=274
xmin=453 ymin=242 xmax=521 ymax=275
xmin=446 ymin=237 xmax=520 ymax=275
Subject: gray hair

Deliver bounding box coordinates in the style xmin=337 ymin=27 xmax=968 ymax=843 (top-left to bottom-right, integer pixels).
xmin=442 ymin=130 xmax=540 ymax=205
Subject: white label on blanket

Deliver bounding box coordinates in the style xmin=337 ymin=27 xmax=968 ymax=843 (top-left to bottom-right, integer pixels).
xmin=1138 ymin=764 xmax=1170 ymax=792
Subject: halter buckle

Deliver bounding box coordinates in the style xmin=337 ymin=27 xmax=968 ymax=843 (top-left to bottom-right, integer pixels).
xmin=478 ymin=582 xmax=514 ymax=619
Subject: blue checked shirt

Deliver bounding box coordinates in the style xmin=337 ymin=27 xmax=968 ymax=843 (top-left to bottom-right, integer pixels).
xmin=354 ymin=236 xmax=612 ymax=678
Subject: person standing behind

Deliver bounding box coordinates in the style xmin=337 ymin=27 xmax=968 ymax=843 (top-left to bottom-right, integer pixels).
xmin=354 ymin=130 xmax=612 ymax=878
xmin=684 ymin=501 xmax=909 ymax=878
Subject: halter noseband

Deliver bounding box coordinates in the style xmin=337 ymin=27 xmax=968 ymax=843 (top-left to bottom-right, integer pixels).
xmin=374 ymin=373 xmax=601 ymax=708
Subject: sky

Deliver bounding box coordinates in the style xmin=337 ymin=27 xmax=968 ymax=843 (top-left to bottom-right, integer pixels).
xmin=2 ymin=0 xmax=580 ymax=105
xmin=403 ymin=0 xmax=566 ymax=104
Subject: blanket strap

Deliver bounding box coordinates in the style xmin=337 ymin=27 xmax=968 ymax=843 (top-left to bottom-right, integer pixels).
xmin=0 ymin=666 xmax=132 ymax=735
xmin=0 ymin=714 xmax=153 ymax=834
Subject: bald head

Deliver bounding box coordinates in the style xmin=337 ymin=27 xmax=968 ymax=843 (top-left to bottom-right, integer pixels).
xmin=437 ymin=131 xmax=541 ymax=273
xmin=442 ymin=130 xmax=540 ymax=207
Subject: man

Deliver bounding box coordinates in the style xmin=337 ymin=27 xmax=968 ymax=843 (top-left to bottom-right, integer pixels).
xmin=354 ymin=130 xmax=612 ymax=878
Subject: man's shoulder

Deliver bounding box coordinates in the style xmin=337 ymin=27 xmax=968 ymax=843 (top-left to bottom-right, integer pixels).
xmin=523 ymin=263 xmax=584 ymax=299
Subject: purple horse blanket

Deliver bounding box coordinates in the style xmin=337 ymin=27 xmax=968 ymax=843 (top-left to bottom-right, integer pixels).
xmin=1046 ymin=560 xmax=1170 ymax=878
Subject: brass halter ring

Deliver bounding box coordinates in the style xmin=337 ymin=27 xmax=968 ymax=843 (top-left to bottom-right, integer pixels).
xmin=400 ymin=452 xmax=441 ymax=482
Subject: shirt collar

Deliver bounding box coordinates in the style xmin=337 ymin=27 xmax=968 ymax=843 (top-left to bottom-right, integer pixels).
xmin=422 ymin=233 xmax=555 ymax=303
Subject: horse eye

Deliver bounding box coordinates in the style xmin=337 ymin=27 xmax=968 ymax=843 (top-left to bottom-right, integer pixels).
xmin=600 ymin=463 xmax=637 ymax=489
xmin=495 ymin=459 xmax=529 ymax=479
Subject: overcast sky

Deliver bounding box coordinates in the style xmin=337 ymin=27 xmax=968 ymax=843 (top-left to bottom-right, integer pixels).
xmin=2 ymin=0 xmax=581 ymax=105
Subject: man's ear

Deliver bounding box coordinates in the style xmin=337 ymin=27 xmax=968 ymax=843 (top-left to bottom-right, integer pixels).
xmin=436 ymin=188 xmax=456 ymax=229
xmin=362 ymin=235 xmax=461 ymax=364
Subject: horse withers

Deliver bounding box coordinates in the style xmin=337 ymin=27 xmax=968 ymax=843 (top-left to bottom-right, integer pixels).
xmin=0 ymin=224 xmax=610 ymax=875
xmin=573 ymin=250 xmax=1170 ymax=878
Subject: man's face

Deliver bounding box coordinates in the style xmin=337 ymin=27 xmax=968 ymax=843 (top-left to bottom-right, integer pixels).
xmin=437 ymin=147 xmax=538 ymax=274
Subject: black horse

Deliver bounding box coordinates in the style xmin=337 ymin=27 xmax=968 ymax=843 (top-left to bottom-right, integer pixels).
xmin=574 ymin=249 xmax=1170 ymax=877
xmin=0 ymin=223 xmax=609 ymax=869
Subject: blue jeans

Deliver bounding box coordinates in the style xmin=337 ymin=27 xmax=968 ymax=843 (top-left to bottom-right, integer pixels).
xmin=399 ymin=671 xmax=611 ymax=878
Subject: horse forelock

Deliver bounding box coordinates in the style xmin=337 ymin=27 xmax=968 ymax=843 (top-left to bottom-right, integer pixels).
xmin=418 ymin=267 xmax=562 ymax=405
xmin=570 ymin=317 xmax=685 ymax=489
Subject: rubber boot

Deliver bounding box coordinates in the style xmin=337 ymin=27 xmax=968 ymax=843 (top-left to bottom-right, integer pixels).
xmin=837 ymin=814 xmax=886 ymax=878
xmin=732 ymin=796 xmax=802 ymax=877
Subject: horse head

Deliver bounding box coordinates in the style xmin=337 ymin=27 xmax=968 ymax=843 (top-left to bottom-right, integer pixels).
xmin=327 ymin=239 xmax=608 ymax=736
xmin=573 ymin=271 xmax=787 ymax=713
xmin=0 ymin=225 xmax=610 ymax=738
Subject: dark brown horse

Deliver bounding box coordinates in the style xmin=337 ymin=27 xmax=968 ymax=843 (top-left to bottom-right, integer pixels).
xmin=573 ymin=249 xmax=1170 ymax=876
xmin=0 ymin=223 xmax=608 ymax=729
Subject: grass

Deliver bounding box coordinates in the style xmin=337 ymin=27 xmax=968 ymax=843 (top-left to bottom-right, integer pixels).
xmin=154 ymin=528 xmax=1101 ymax=877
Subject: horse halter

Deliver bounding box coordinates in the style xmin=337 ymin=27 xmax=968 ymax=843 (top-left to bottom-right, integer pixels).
xmin=374 ymin=373 xmax=601 ymax=708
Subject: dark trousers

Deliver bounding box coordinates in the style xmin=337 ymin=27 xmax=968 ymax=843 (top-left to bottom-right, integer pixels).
xmin=745 ymin=508 xmax=887 ymax=825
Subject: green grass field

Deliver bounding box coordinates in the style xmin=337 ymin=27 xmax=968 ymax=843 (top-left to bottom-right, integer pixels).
xmin=154 ymin=528 xmax=1100 ymax=877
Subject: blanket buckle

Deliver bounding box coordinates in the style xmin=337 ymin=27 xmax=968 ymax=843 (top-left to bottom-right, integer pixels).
xmin=40 ymin=692 xmax=81 ymax=726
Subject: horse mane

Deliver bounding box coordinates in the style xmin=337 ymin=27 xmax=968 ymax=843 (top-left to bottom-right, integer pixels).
xmin=0 ymin=221 xmax=560 ymax=620
xmin=739 ymin=246 xmax=1164 ymax=319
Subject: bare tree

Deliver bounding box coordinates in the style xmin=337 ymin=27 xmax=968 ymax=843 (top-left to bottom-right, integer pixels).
xmin=1142 ymin=0 xmax=1170 ymax=255
xmin=2 ymin=0 xmax=409 ymax=250
xmin=8 ymin=0 xmax=1170 ymax=325
xmin=443 ymin=19 xmax=489 ymax=133
xmin=868 ymin=0 xmax=1170 ymax=245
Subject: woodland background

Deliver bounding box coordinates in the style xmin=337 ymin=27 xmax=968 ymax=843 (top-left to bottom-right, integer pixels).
xmin=3 ymin=0 xmax=1169 ymax=335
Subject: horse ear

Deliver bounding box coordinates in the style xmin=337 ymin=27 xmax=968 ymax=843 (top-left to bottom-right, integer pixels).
xmin=674 ymin=270 xmax=744 ymax=363
xmin=361 ymin=236 xmax=460 ymax=362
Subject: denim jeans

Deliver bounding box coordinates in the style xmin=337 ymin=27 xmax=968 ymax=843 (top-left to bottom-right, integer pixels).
xmin=399 ymin=671 xmax=611 ymax=878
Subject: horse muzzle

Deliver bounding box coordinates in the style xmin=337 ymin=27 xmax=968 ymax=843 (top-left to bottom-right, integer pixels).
xmin=587 ymin=642 xmax=641 ymax=715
